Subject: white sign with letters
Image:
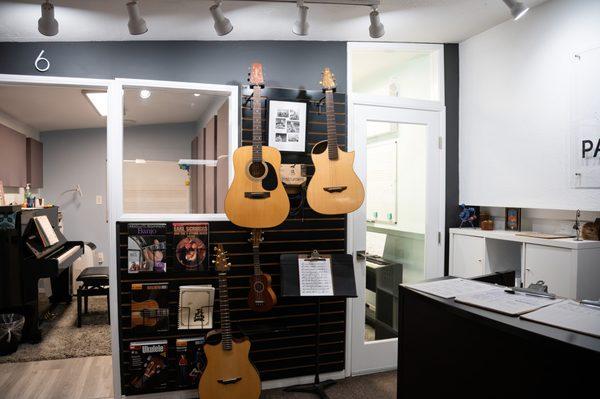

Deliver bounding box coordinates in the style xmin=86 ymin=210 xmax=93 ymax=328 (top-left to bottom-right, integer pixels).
xmin=298 ymin=258 xmax=334 ymax=296
xmin=571 ymin=46 xmax=600 ymax=188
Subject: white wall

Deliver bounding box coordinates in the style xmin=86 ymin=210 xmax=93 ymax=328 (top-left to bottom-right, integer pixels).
xmin=459 ymin=0 xmax=600 ymax=211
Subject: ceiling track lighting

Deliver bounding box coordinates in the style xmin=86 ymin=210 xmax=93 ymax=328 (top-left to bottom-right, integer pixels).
xmin=127 ymin=1 xmax=148 ymax=35
xmin=502 ymin=0 xmax=529 ymax=21
xmin=368 ymin=6 xmax=384 ymax=39
xmin=210 ymin=1 xmax=233 ymax=36
xmin=293 ymin=1 xmax=309 ymax=36
xmin=38 ymin=0 xmax=58 ymax=37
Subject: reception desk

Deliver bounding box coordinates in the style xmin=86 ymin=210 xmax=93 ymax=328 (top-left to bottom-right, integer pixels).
xmin=397 ymin=277 xmax=600 ymax=398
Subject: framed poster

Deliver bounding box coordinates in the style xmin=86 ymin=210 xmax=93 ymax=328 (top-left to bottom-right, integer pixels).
xmin=268 ymin=100 xmax=307 ymax=152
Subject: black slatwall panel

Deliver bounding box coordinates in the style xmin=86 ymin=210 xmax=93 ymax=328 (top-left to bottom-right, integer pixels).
xmin=117 ymin=87 xmax=347 ymax=396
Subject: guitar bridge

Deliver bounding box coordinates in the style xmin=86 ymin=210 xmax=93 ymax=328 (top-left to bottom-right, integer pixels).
xmin=244 ymin=192 xmax=271 ymax=199
xmin=218 ymin=377 xmax=242 ymax=385
xmin=323 ymin=186 xmax=347 ymax=193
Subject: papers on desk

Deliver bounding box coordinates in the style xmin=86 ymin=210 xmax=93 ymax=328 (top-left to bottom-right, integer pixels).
xmin=521 ymin=300 xmax=600 ymax=338
xmin=455 ymin=289 xmax=562 ymax=316
xmin=404 ymin=278 xmax=499 ymax=299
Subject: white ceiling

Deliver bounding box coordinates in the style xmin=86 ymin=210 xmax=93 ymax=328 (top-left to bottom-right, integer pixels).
xmin=0 ymin=83 xmax=225 ymax=131
xmin=0 ymin=0 xmax=547 ymax=43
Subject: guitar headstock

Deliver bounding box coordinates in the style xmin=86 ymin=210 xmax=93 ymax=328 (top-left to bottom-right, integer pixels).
xmin=249 ymin=229 xmax=264 ymax=247
xmin=248 ymin=63 xmax=265 ymax=88
xmin=213 ymin=244 xmax=231 ymax=273
xmin=320 ymin=67 xmax=336 ymax=92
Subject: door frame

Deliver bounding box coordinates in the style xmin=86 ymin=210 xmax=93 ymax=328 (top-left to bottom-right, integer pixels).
xmin=345 ymin=42 xmax=446 ymax=376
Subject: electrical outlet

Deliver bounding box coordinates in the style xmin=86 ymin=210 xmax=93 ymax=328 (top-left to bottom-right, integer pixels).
xmin=96 ymin=195 xmax=103 ymax=205
xmin=97 ymin=252 xmax=104 ymax=264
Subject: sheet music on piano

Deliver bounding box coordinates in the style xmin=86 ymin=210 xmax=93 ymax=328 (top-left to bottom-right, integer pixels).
xmin=33 ymin=215 xmax=59 ymax=247
xmin=298 ymin=257 xmax=334 ymax=296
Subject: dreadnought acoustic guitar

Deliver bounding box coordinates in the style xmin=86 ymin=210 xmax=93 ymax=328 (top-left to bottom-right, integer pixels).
xmin=307 ymin=67 xmax=365 ymax=215
xmin=224 ymin=63 xmax=290 ymax=228
xmin=247 ymin=229 xmax=277 ymax=312
xmin=199 ymin=245 xmax=261 ymax=399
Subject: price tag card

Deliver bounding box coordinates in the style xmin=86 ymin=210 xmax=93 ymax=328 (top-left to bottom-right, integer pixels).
xmin=298 ymin=258 xmax=334 ymax=296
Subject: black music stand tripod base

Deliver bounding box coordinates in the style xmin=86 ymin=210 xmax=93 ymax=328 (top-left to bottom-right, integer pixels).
xmin=284 ymin=377 xmax=336 ymax=399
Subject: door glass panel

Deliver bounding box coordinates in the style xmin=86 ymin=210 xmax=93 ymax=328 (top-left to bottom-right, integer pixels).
xmin=351 ymin=48 xmax=440 ymax=101
xmin=121 ymin=86 xmax=230 ymax=214
xmin=364 ymin=121 xmax=426 ymax=342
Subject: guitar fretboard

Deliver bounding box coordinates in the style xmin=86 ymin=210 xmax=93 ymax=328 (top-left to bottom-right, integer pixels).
xmin=252 ymin=244 xmax=262 ymax=276
xmin=252 ymin=85 xmax=263 ymax=163
xmin=218 ymin=272 xmax=233 ymax=351
xmin=325 ymin=90 xmax=339 ymax=160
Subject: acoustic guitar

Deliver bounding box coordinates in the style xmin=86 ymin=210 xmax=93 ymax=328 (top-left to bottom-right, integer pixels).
xmin=247 ymin=229 xmax=277 ymax=312
xmin=199 ymin=245 xmax=261 ymax=399
xmin=307 ymin=67 xmax=365 ymax=215
xmin=131 ymin=300 xmax=169 ymax=328
xmin=224 ymin=63 xmax=290 ymax=228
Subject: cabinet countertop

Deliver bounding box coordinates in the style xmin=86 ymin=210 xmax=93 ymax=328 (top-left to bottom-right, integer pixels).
xmin=449 ymin=228 xmax=600 ymax=250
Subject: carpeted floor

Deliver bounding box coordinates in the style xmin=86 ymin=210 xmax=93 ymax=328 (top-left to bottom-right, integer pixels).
xmin=262 ymin=371 xmax=397 ymax=399
xmin=0 ymin=296 xmax=111 ymax=363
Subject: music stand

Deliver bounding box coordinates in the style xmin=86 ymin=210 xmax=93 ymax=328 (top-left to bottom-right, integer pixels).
xmin=280 ymin=251 xmax=357 ymax=399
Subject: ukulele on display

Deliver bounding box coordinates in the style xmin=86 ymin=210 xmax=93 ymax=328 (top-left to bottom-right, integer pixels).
xmin=307 ymin=67 xmax=365 ymax=215
xmin=247 ymin=229 xmax=277 ymax=312
xmin=199 ymin=245 xmax=261 ymax=399
xmin=224 ymin=63 xmax=290 ymax=228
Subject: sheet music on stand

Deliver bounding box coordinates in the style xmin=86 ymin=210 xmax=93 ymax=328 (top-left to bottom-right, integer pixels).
xmin=520 ymin=300 xmax=600 ymax=338
xmin=298 ymin=257 xmax=334 ymax=296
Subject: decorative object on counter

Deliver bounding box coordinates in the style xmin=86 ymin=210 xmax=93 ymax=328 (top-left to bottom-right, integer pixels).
xmin=573 ymin=209 xmax=582 ymax=241
xmin=480 ymin=211 xmax=494 ymax=230
xmin=582 ymin=218 xmax=600 ymax=241
xmin=459 ymin=204 xmax=477 ymax=228
xmin=267 ymin=99 xmax=307 ymax=152
xmin=505 ymin=207 xmax=522 ymax=231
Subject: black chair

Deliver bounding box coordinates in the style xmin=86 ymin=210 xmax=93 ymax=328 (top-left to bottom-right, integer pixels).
xmin=76 ymin=266 xmax=109 ymax=328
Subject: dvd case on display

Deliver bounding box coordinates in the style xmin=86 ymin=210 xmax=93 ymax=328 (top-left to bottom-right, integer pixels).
xmin=128 ymin=223 xmax=167 ymax=273
xmin=131 ymin=282 xmax=170 ymax=333
xmin=176 ymin=337 xmax=207 ymax=388
xmin=129 ymin=340 xmax=168 ymax=392
xmin=173 ymin=222 xmax=209 ymax=272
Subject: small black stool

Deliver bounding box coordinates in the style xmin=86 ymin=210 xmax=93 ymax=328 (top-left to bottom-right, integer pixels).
xmin=76 ymin=266 xmax=110 ymax=328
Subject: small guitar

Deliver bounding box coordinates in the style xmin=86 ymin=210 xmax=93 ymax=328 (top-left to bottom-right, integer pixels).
xmin=307 ymin=67 xmax=365 ymax=215
xmin=247 ymin=229 xmax=277 ymax=312
xmin=224 ymin=63 xmax=290 ymax=228
xmin=199 ymin=245 xmax=261 ymax=399
xmin=131 ymin=300 xmax=169 ymax=328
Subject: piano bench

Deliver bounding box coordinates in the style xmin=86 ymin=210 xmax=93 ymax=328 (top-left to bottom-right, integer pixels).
xmin=76 ymin=267 xmax=109 ymax=328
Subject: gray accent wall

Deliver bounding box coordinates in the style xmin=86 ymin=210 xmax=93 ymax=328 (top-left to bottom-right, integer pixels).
xmin=0 ymin=41 xmax=348 ymax=91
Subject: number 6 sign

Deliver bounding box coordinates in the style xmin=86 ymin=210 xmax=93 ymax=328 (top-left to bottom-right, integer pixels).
xmin=34 ymin=50 xmax=50 ymax=72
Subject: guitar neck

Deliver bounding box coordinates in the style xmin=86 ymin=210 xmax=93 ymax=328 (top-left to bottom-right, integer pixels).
xmin=217 ymin=272 xmax=233 ymax=350
xmin=325 ymin=90 xmax=339 ymax=160
xmin=252 ymin=85 xmax=263 ymax=163
xmin=252 ymin=244 xmax=262 ymax=276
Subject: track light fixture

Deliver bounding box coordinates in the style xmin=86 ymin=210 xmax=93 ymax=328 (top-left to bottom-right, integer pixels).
xmin=127 ymin=1 xmax=148 ymax=35
xmin=210 ymin=1 xmax=233 ymax=36
xmin=502 ymin=0 xmax=529 ymax=21
xmin=368 ymin=6 xmax=385 ymax=39
xmin=292 ymin=1 xmax=309 ymax=36
xmin=38 ymin=1 xmax=58 ymax=37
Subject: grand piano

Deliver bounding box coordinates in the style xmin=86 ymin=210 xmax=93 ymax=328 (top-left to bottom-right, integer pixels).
xmin=0 ymin=206 xmax=83 ymax=343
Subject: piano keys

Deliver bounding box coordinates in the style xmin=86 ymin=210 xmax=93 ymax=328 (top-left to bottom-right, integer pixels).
xmin=0 ymin=206 xmax=83 ymax=343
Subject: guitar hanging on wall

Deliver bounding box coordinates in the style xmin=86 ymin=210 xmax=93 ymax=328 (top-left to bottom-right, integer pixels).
xmin=247 ymin=229 xmax=277 ymax=312
xmin=307 ymin=67 xmax=365 ymax=215
xmin=224 ymin=63 xmax=290 ymax=228
xmin=199 ymin=245 xmax=261 ymax=399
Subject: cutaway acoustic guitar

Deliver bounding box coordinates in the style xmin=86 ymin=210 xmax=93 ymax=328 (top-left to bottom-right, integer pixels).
xmin=198 ymin=245 xmax=261 ymax=399
xmin=224 ymin=63 xmax=290 ymax=228
xmin=307 ymin=67 xmax=365 ymax=215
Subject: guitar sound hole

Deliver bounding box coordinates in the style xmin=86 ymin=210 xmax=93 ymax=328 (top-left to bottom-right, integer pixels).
xmin=248 ymin=162 xmax=266 ymax=179
xmin=253 ymin=282 xmax=265 ymax=293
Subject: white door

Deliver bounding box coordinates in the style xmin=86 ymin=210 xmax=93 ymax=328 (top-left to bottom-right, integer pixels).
xmin=350 ymin=104 xmax=445 ymax=374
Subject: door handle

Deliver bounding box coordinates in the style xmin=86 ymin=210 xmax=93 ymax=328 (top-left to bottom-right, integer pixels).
xmin=356 ymin=250 xmax=366 ymax=260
